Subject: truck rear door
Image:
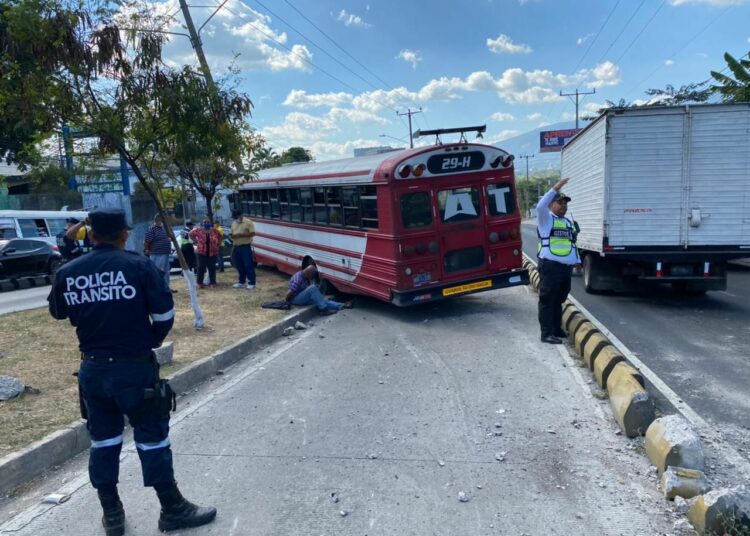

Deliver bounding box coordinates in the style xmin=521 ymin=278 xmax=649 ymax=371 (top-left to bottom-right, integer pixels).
xmin=686 ymin=106 xmax=750 ymax=246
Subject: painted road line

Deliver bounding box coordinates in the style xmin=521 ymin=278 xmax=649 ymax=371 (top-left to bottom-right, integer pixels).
xmin=524 ymin=254 xmax=750 ymax=480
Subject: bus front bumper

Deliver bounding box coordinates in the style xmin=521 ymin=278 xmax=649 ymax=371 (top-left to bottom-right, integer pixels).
xmin=391 ymin=269 xmax=529 ymax=307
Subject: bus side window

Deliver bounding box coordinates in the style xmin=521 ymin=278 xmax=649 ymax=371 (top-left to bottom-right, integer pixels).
xmin=270 ymin=189 xmax=281 ymax=219
xmin=342 ymin=187 xmax=360 ymax=227
xmin=289 ymin=189 xmax=301 ymax=222
xmin=279 ymin=189 xmax=290 ymax=220
xmin=18 ymin=218 xmax=49 ymax=237
xmin=327 ymin=187 xmax=342 ymax=226
xmin=46 ymin=218 xmax=67 ymax=237
xmin=359 ymin=186 xmax=378 ymax=229
xmin=300 ymin=189 xmax=313 ymax=223
xmin=260 ymin=190 xmax=270 ymax=218
xmin=313 ymin=187 xmax=327 ymax=224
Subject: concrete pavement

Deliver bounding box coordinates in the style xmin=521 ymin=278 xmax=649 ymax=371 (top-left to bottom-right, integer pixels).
xmin=0 ymin=285 xmax=51 ymax=315
xmin=0 ymin=287 xmax=675 ymax=535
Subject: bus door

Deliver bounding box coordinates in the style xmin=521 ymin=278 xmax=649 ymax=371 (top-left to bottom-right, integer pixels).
xmin=435 ymin=184 xmax=487 ymax=280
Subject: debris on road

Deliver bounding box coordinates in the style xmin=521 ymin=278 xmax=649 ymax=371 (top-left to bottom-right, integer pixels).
xmin=282 ymin=327 xmax=295 ymax=336
xmin=294 ymin=321 xmax=308 ymax=330
xmin=0 ymin=375 xmax=24 ymax=401
xmin=457 ymin=491 xmax=469 ymax=502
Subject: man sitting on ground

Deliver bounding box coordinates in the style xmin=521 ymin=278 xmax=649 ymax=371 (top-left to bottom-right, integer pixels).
xmin=285 ymin=265 xmax=351 ymax=315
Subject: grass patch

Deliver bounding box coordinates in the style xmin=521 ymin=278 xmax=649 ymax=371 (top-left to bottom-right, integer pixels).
xmin=0 ymin=268 xmax=290 ymax=458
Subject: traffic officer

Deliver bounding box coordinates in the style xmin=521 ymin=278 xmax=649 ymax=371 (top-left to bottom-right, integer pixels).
xmin=536 ymin=177 xmax=581 ymax=344
xmin=48 ymin=208 xmax=216 ymax=535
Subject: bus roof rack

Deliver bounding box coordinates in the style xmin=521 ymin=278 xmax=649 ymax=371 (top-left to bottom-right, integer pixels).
xmin=413 ymin=125 xmax=486 ymax=145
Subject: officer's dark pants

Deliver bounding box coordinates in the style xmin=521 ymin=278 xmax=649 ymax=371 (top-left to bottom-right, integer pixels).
xmin=180 ymin=244 xmax=196 ymax=271
xmin=538 ymin=259 xmax=572 ymax=338
xmin=196 ymin=254 xmax=217 ymax=285
xmin=78 ymin=358 xmax=175 ymax=490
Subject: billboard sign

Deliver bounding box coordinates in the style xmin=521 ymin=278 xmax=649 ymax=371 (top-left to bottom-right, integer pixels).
xmin=540 ymin=129 xmax=579 ymax=152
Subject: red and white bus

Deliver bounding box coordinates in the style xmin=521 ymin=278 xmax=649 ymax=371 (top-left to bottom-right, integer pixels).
xmin=236 ymin=138 xmax=528 ymax=306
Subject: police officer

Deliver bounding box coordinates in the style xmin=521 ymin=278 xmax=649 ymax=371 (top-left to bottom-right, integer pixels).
xmin=48 ymin=208 xmax=216 ymax=535
xmin=536 ymin=177 xmax=581 ymax=344
xmin=56 ymin=218 xmax=82 ymax=262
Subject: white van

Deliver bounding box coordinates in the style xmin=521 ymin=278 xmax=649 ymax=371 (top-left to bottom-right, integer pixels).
xmin=0 ymin=210 xmax=89 ymax=246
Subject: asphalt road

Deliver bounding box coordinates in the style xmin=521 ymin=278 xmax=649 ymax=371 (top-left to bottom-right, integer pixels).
xmin=0 ymin=287 xmax=675 ymax=535
xmin=0 ymin=285 xmax=51 ymax=315
xmin=522 ymin=222 xmax=750 ymax=462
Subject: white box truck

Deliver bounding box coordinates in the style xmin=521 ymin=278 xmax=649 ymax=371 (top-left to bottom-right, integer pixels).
xmin=561 ymin=103 xmax=750 ymax=294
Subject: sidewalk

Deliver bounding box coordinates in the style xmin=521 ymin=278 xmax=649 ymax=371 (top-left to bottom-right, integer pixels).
xmin=0 ymin=287 xmax=676 ymax=535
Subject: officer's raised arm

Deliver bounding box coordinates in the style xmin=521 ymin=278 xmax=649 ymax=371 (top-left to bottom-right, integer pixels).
xmin=143 ymin=261 xmax=175 ymax=347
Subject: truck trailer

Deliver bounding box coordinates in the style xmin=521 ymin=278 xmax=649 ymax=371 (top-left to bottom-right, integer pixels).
xmin=561 ymin=103 xmax=750 ymax=294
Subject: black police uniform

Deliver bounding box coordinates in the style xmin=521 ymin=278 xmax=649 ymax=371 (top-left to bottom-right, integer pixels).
xmin=48 ymin=224 xmax=176 ymax=492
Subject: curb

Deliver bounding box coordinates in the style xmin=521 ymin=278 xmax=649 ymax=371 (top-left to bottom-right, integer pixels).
xmin=0 ymin=305 xmax=317 ymax=496
xmin=0 ymin=276 xmax=51 ymax=293
xmin=523 ymin=253 xmax=750 ymax=530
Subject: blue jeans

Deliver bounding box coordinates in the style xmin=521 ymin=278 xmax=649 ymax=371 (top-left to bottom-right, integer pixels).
xmin=150 ymin=254 xmax=171 ymax=290
xmin=233 ymin=245 xmax=256 ymax=285
xmin=291 ymin=285 xmax=343 ymax=311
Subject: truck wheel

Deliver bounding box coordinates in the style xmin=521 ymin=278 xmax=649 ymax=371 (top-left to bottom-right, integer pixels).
xmin=583 ymin=255 xmax=604 ymax=294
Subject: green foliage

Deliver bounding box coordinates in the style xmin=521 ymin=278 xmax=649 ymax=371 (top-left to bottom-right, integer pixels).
xmin=711 ymin=51 xmax=750 ymax=103
xmin=644 ymin=83 xmax=712 ymax=105
xmin=28 ymin=164 xmax=71 ymax=193
xmin=515 ymin=169 xmax=561 ymax=216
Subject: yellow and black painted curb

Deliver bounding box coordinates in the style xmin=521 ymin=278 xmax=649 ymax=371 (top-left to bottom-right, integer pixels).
xmin=523 ymin=254 xmax=749 ymax=527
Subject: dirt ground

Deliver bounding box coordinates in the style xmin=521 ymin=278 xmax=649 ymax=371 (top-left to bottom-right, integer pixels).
xmin=0 ymin=267 xmax=291 ymax=458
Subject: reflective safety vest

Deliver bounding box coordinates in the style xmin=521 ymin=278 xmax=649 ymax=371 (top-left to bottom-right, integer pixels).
xmin=538 ymin=216 xmax=575 ymax=257
xmin=179 ymin=232 xmax=191 ymax=247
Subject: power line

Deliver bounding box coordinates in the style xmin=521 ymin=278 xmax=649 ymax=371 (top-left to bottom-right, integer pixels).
xmin=613 ymin=1 xmax=666 ymax=65
xmin=573 ymin=0 xmax=623 ymax=72
xmin=596 ymin=0 xmax=647 ymax=64
xmin=279 ymin=0 xmax=427 ymax=119
xmin=622 ymin=5 xmax=733 ymax=99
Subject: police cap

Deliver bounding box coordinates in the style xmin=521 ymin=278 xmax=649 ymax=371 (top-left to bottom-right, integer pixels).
xmin=553 ymin=192 xmax=571 ymax=203
xmin=90 ymin=208 xmax=132 ymax=235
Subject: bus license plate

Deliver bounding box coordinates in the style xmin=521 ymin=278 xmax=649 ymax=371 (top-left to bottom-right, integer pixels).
xmin=413 ymin=272 xmax=431 ymax=286
xmin=442 ymin=279 xmax=492 ymax=297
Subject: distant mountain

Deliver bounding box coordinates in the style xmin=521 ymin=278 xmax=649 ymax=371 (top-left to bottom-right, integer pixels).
xmin=491 ymin=121 xmax=575 ymax=173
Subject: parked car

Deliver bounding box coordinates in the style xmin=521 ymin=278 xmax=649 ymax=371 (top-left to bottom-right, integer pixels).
xmin=0 ymin=238 xmax=63 ymax=279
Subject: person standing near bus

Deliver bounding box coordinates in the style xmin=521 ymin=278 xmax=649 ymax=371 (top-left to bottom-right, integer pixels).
xmin=179 ymin=221 xmax=197 ymax=272
xmin=144 ymin=214 xmax=173 ymax=292
xmin=536 ymin=177 xmax=581 ymax=344
xmin=47 ymin=208 xmax=216 ymax=535
xmin=189 ymin=218 xmax=220 ymax=288
xmin=65 ymin=217 xmax=93 ymax=254
xmin=230 ymin=210 xmax=256 ymax=290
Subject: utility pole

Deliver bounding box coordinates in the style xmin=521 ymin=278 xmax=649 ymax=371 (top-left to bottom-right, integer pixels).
xmin=396 ymin=108 xmax=422 ymax=148
xmin=559 ymin=88 xmax=596 ymax=130
xmin=178 ymin=0 xmax=244 ymax=173
xmin=519 ymin=154 xmax=534 ymax=216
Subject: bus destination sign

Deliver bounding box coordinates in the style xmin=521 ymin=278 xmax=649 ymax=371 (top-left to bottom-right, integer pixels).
xmin=427 ymin=151 xmax=485 ymax=175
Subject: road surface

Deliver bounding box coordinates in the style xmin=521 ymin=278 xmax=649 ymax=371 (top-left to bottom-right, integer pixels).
xmin=0 ymin=287 xmax=675 ymax=535
xmin=522 ymin=222 xmax=750 ymax=465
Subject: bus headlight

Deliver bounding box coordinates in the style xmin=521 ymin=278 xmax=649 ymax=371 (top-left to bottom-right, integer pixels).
xmin=405 ymin=267 xmax=413 ymax=275
xmin=513 ymin=249 xmax=519 ymax=256
xmin=489 ymin=232 xmax=499 ymax=243
xmin=428 ymin=241 xmax=438 ymax=253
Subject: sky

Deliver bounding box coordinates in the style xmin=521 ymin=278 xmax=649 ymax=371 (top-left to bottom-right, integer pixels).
xmin=150 ymin=0 xmax=750 ymax=163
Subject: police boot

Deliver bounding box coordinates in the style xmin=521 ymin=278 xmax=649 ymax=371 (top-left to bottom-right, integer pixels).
xmin=97 ymin=489 xmax=125 ymax=536
xmin=156 ymin=484 xmax=217 ymax=532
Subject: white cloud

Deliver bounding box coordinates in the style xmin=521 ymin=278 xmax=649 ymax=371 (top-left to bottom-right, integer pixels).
xmin=487 ymin=129 xmax=522 ymax=145
xmin=577 ymin=33 xmax=593 ymax=45
xmin=584 ymin=102 xmax=609 ymax=114
xmin=396 ymin=49 xmax=422 ymax=69
xmin=561 ymin=112 xmax=576 ymax=121
xmin=747 ymin=36 xmax=750 ymax=43
xmin=538 ymin=122 xmax=552 ymax=128
xmin=527 ymin=113 xmax=543 ymax=120
xmin=696 ymin=52 xmax=709 ymax=58
xmin=668 ymin=0 xmax=748 ymax=5
xmin=283 ymin=89 xmax=353 ymax=109
xmin=336 ymin=9 xmax=371 ymax=28
xmin=490 ymin=112 xmax=515 ymax=121
xmin=587 ymin=61 xmax=621 ymax=88
xmin=665 ymin=59 xmax=675 ymax=66
xmin=149 ymin=0 xmax=313 ymax=73
xmin=486 ymin=34 xmax=533 ymax=55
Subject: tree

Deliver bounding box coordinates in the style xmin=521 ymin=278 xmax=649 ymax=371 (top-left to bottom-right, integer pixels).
xmin=711 ymin=51 xmax=750 ymax=102
xmin=155 ymin=72 xmax=258 ymax=223
xmin=0 ymin=0 xmax=255 ymax=328
xmin=279 ymin=146 xmax=313 ymax=165
xmin=644 ymin=83 xmax=712 ymax=105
